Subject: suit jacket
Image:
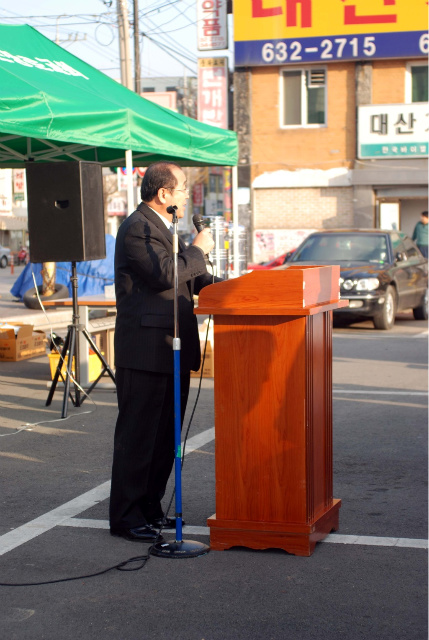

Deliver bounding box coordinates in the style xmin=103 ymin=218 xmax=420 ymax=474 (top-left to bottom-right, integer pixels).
xmin=114 ymin=202 xmax=214 ymax=374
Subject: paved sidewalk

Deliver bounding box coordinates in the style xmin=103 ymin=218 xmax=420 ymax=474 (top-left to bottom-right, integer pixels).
xmin=0 ymin=267 xmax=427 ymax=640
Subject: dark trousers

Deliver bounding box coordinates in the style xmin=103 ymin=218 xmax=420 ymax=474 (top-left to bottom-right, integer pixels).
xmin=417 ymin=245 xmax=428 ymax=259
xmin=109 ymin=367 xmax=190 ymax=531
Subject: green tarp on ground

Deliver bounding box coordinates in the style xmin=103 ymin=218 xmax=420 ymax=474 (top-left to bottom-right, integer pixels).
xmin=0 ymin=24 xmax=238 ymax=167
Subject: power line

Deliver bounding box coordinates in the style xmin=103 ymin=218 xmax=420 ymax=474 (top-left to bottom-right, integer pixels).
xmin=0 ymin=12 xmax=109 ymax=20
xmin=143 ymin=33 xmax=196 ymax=75
xmin=143 ymin=24 xmax=197 ymax=64
xmin=0 ymin=2 xmax=200 ymax=77
xmin=144 ymin=11 xmax=197 ymax=62
xmin=144 ymin=8 xmax=195 ymax=35
xmin=139 ymin=0 xmax=182 ymax=19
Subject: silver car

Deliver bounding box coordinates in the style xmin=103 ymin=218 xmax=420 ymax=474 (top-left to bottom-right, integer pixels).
xmin=0 ymin=244 xmax=10 ymax=268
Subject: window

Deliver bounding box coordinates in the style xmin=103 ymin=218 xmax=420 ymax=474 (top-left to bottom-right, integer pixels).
xmin=291 ymin=233 xmax=387 ymax=263
xmin=281 ymin=68 xmax=326 ymax=127
xmin=406 ymin=63 xmax=428 ymax=103
xmin=411 ymin=65 xmax=428 ymax=102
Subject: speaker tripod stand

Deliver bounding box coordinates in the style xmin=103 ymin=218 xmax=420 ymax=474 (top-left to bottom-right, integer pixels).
xmin=46 ymin=262 xmax=116 ymax=419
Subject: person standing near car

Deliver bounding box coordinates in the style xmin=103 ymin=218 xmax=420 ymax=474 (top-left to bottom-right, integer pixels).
xmin=412 ymin=211 xmax=428 ymax=258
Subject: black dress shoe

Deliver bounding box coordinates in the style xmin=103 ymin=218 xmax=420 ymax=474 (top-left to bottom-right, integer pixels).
xmin=149 ymin=516 xmax=186 ymax=529
xmin=110 ymin=525 xmax=163 ymax=542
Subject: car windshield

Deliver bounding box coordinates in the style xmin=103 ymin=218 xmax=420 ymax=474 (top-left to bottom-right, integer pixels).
xmin=291 ymin=234 xmax=389 ymax=264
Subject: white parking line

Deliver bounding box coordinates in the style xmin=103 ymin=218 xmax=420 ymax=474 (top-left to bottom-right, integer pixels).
xmin=59 ymin=518 xmax=428 ymax=550
xmin=0 ymin=427 xmax=214 ymax=557
xmin=323 ymin=534 xmax=427 ymax=549
xmin=1 ymin=422 xmax=426 ymax=556
xmin=0 ymin=482 xmax=110 ymax=557
xmin=334 ymin=333 xmax=428 ymax=339
xmin=333 ymin=390 xmax=427 ymax=396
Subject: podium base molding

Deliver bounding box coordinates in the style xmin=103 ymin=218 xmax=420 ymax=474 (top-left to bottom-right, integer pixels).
xmin=207 ymin=499 xmax=341 ymax=557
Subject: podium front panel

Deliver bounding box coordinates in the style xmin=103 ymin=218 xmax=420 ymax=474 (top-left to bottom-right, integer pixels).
xmin=208 ymin=310 xmax=340 ymax=555
xmin=213 ymin=314 xmax=308 ymax=524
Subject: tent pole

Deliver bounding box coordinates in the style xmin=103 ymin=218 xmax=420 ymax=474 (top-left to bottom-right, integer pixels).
xmin=125 ymin=149 xmax=134 ymax=216
xmin=232 ymin=165 xmax=239 ymax=278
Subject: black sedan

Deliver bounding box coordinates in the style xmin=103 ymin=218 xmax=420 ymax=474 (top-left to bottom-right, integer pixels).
xmin=281 ymin=229 xmax=428 ymax=330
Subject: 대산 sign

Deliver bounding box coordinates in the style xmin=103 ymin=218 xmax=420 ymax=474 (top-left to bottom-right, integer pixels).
xmin=234 ymin=0 xmax=428 ymax=66
xmin=358 ymin=103 xmax=428 ymax=159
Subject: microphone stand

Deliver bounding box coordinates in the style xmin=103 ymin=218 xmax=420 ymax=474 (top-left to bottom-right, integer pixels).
xmin=151 ymin=206 xmax=209 ymax=559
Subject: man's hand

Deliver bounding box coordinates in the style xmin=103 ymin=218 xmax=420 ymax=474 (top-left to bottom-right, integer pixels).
xmin=193 ymin=228 xmax=214 ymax=255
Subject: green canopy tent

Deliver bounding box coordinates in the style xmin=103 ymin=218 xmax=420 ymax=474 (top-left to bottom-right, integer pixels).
xmin=0 ymin=24 xmax=238 ymax=168
xmin=0 ymin=24 xmax=241 ymax=274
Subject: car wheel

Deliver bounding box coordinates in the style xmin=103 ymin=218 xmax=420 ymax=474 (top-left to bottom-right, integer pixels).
xmin=413 ymin=289 xmax=428 ymax=321
xmin=0 ymin=255 xmax=7 ymax=268
xmin=23 ymin=284 xmax=69 ymax=310
xmin=373 ymin=285 xmax=396 ymax=330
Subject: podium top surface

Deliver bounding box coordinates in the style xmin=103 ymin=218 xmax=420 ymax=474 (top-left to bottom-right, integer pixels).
xmin=197 ymin=265 xmax=348 ymax=315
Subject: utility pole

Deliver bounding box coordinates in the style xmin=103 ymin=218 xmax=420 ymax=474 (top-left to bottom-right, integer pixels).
xmin=116 ymin=0 xmax=134 ymax=215
xmin=116 ymin=0 xmax=133 ymax=90
xmin=133 ymin=0 xmax=141 ymax=94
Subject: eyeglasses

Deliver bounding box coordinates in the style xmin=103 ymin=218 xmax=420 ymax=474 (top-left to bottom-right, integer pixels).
xmin=166 ymin=187 xmax=189 ymax=193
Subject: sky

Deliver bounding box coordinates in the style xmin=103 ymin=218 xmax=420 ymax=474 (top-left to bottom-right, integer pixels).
xmin=0 ymin=0 xmax=234 ymax=81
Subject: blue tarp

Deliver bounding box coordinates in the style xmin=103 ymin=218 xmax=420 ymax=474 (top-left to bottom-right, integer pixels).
xmin=11 ymin=234 xmax=115 ymax=300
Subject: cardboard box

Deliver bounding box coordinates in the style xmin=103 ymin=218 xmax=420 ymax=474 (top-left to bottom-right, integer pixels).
xmin=0 ymin=324 xmax=46 ymax=361
xmin=48 ymin=351 xmax=104 ymax=382
xmin=191 ymin=340 xmax=214 ymax=378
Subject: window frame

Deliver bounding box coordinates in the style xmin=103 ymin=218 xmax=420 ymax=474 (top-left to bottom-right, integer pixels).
xmin=279 ymin=65 xmax=328 ymax=130
xmin=405 ymin=60 xmax=428 ymax=103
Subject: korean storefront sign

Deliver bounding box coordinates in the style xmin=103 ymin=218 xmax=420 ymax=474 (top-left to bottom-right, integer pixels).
xmin=234 ymin=0 xmax=428 ymax=66
xmin=107 ymin=196 xmax=127 ymax=216
xmin=0 ymin=169 xmax=12 ymax=213
xmin=197 ymin=0 xmax=228 ymax=51
xmin=193 ymin=183 xmax=204 ymax=207
xmin=358 ymin=103 xmax=428 ymax=159
xmin=197 ymin=57 xmax=228 ymax=129
xmin=13 ymin=169 xmax=26 ymax=202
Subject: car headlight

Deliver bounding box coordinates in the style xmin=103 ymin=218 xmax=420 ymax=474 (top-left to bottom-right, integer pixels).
xmin=355 ymin=278 xmax=380 ymax=291
xmin=342 ymin=279 xmax=354 ymax=291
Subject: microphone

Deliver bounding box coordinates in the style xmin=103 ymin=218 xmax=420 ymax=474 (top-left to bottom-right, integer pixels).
xmin=167 ymin=205 xmax=178 ymax=215
xmin=192 ymin=214 xmax=212 ymax=260
xmin=192 ymin=213 xmax=205 ymax=233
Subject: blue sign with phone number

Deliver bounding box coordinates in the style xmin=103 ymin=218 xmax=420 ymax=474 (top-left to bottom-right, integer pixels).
xmin=235 ymin=31 xmax=428 ymax=66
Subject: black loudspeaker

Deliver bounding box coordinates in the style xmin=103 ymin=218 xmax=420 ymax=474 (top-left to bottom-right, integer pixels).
xmin=26 ymin=161 xmax=106 ymax=263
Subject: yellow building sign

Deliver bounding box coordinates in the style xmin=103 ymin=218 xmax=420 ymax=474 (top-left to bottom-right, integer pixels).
xmin=234 ymin=0 xmax=428 ymax=65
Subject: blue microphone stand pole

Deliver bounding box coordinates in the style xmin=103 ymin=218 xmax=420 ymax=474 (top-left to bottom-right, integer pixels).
xmin=151 ymin=205 xmax=209 ymax=559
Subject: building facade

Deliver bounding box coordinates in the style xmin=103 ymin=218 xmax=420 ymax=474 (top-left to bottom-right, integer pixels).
xmin=233 ymin=1 xmax=428 ymax=262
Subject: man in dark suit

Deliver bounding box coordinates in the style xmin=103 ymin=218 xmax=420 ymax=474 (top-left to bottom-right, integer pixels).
xmin=109 ymin=161 xmax=215 ymax=542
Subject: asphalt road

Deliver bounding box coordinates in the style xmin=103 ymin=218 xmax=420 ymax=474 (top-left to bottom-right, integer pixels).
xmin=0 ymin=268 xmax=427 ymax=640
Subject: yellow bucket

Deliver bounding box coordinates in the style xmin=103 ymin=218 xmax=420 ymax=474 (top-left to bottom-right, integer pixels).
xmin=48 ymin=351 xmax=103 ymax=382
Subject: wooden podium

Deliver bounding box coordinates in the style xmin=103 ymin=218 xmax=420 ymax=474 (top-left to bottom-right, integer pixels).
xmin=197 ymin=265 xmax=348 ymax=556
